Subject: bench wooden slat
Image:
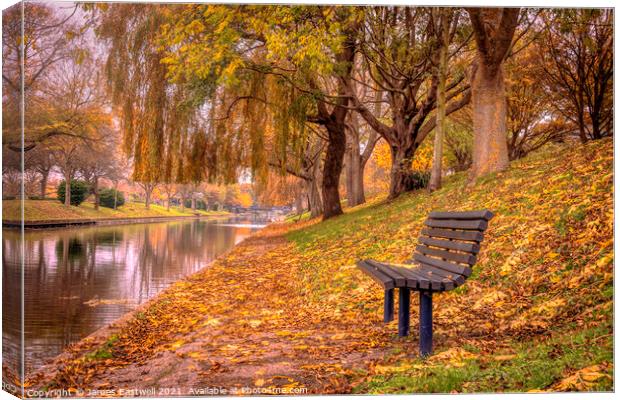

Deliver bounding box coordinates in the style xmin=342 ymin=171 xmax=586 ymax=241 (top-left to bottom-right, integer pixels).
xmin=421 ymin=228 xmax=484 ymax=242
xmin=419 ymin=236 xmax=480 ymax=254
xmin=414 ymin=253 xmax=472 ymax=277
xmin=392 ymin=264 xmax=436 ymax=290
xmin=424 ymin=218 xmax=488 ymax=231
xmin=428 ymin=210 xmax=494 ymax=221
xmin=415 ymin=263 xmax=465 ymax=287
xmin=356 ymin=260 xmax=396 ymax=289
xmin=415 ymin=245 xmax=477 ymax=265
xmin=370 ymin=261 xmax=435 ymax=290
xmin=395 ymin=265 xmax=452 ymax=291
xmin=366 ymin=260 xmax=407 ymax=287
xmin=368 ymin=260 xmax=426 ymax=289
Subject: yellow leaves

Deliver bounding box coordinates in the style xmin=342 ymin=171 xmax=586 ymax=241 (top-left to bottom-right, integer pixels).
xmin=473 ymin=290 xmax=508 ymax=310
xmin=170 ymin=339 xmax=185 ymax=350
xmin=254 ymin=378 xmax=266 ymax=387
xmin=596 ymin=254 xmax=613 ymax=268
xmin=428 ymin=348 xmax=478 ymax=367
xmin=500 ymin=252 xmax=522 ymax=276
xmin=248 ymin=319 xmax=263 ymax=328
xmin=330 ymin=333 xmax=347 ymax=340
xmin=185 ymin=19 xmax=205 ymax=35
xmin=492 ymin=354 xmax=517 ymax=361
xmin=552 ymin=363 xmax=612 ymax=391
xmin=531 ymin=298 xmax=566 ymax=317
xmin=202 ymin=318 xmax=221 ymax=327
xmin=373 ymin=363 xmax=423 ymax=374
xmin=546 ymin=252 xmax=560 ymax=260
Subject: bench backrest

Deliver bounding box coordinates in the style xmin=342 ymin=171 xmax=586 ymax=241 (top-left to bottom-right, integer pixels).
xmin=412 ymin=210 xmax=494 ymax=276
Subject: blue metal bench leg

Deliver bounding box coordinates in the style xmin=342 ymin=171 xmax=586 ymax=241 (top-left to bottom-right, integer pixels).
xmin=384 ymin=289 xmax=394 ymax=322
xmin=419 ymin=290 xmax=433 ymax=357
xmin=398 ymin=288 xmax=410 ymax=336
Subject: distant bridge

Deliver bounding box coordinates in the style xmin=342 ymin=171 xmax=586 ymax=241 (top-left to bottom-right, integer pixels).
xmin=230 ymin=206 xmax=291 ymax=214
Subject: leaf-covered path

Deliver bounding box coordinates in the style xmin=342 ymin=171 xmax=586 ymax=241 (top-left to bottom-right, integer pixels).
xmin=28 ymin=140 xmax=613 ymax=396
xmin=29 ymin=227 xmax=407 ymax=396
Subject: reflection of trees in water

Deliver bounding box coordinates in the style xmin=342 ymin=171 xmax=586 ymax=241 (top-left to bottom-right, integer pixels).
xmin=2 ymin=218 xmax=258 ymax=373
xmin=2 ymin=234 xmax=24 ymax=381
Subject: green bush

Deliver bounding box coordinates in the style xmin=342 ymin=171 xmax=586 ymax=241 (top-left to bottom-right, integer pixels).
xmin=99 ymin=188 xmax=125 ymax=209
xmin=57 ymin=180 xmax=90 ymax=206
xmin=405 ymin=170 xmax=431 ymax=191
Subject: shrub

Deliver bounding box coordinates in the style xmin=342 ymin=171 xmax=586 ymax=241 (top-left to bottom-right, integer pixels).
xmin=99 ymin=188 xmax=125 ymax=209
xmin=57 ymin=180 xmax=90 ymax=206
xmin=405 ymin=171 xmax=431 ymax=191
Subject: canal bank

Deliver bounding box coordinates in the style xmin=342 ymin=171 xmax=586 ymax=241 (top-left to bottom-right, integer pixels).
xmin=2 ymin=213 xmax=230 ymax=229
xmin=1 ymin=199 xmax=233 ymax=230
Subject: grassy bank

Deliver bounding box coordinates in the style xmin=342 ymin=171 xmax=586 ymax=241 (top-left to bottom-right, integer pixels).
xmin=26 ymin=139 xmax=612 ymax=394
xmin=2 ymin=199 xmax=229 ymax=222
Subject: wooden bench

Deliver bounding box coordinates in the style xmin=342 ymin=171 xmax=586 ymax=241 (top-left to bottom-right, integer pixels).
xmin=356 ymin=209 xmax=494 ymax=356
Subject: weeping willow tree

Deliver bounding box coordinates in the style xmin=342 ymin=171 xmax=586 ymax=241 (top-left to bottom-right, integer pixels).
xmin=93 ymin=4 xmax=361 ymax=219
xmin=160 ymin=4 xmax=362 ymax=219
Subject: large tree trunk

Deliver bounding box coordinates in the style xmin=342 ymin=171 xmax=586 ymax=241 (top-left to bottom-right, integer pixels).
xmin=145 ymin=188 xmax=151 ymax=210
xmin=467 ymin=8 xmax=519 ymax=181
xmin=321 ymin=124 xmax=346 ymax=220
xmin=93 ymin=177 xmax=99 ymax=210
xmin=294 ymin=191 xmax=303 ymax=214
xmin=305 ymin=176 xmax=323 ymax=218
xmin=345 ymin=125 xmax=365 ymax=207
xmin=166 ymin=193 xmax=171 ymax=211
xmin=39 ymin=170 xmax=49 ymax=198
xmin=64 ymin=169 xmax=71 ymax=206
xmin=388 ymin=144 xmax=418 ymax=199
xmin=470 ymin=63 xmax=510 ymax=179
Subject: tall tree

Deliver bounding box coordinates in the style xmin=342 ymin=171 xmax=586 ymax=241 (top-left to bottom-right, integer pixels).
xmin=466 ymin=7 xmax=520 ymax=180
xmin=539 ymin=9 xmax=613 ymax=142
xmin=348 ymin=7 xmax=471 ymax=198
xmin=160 ymin=5 xmax=362 ymax=219
xmin=429 ymin=8 xmax=453 ymax=191
xmin=2 ymin=2 xmax=81 ymax=152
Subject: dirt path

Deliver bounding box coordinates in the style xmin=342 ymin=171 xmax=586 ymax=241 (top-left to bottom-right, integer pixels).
xmin=28 ymin=225 xmax=412 ymax=397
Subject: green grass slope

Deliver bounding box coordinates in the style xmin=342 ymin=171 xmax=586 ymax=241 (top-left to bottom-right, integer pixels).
xmin=286 ymin=139 xmax=613 ymax=392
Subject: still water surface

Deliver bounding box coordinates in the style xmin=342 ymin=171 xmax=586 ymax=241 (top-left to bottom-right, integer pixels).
xmin=2 ymin=216 xmax=266 ymax=374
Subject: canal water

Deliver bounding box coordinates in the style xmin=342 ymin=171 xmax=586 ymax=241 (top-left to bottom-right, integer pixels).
xmin=2 ymin=216 xmax=268 ymax=375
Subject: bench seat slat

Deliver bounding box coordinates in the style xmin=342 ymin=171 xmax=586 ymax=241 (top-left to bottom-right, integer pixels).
xmin=371 ymin=261 xmax=455 ymax=291
xmin=356 ymin=260 xmax=396 ymax=289
xmin=394 ymin=265 xmax=452 ymax=291
xmin=412 ymin=262 xmax=466 ymax=287
xmin=365 ymin=260 xmax=407 ymax=287
xmin=421 ymin=228 xmax=484 ymax=242
xmin=392 ymin=264 xmax=435 ymax=290
xmin=368 ymin=260 xmax=427 ymax=289
xmin=428 ymin=210 xmax=494 ymax=221
xmin=414 ymin=253 xmax=472 ymax=277
xmin=419 ymin=236 xmax=480 ymax=254
xmin=415 ymin=245 xmax=477 ymax=265
xmin=424 ymin=218 xmax=488 ymax=231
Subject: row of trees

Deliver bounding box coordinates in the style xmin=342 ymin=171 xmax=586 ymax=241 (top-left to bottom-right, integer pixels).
xmin=4 ymin=5 xmax=612 ymax=220
xmin=87 ymin=5 xmax=611 ymax=220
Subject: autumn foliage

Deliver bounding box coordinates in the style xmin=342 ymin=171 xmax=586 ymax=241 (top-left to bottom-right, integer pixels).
xmin=27 ymin=139 xmax=612 ymax=394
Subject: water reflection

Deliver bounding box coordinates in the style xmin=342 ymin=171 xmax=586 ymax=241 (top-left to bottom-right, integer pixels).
xmin=2 ymin=216 xmax=265 ymax=375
